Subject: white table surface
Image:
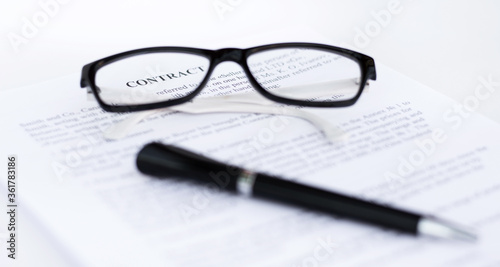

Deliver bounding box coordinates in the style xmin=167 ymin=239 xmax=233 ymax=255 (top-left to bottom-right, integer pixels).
xmin=1 ymin=1 xmax=499 ymax=266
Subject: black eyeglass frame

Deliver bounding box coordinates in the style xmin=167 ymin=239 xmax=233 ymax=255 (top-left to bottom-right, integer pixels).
xmin=80 ymin=43 xmax=377 ymax=113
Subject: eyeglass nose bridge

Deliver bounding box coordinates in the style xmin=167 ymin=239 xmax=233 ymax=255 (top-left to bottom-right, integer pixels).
xmin=213 ymin=48 xmax=244 ymax=64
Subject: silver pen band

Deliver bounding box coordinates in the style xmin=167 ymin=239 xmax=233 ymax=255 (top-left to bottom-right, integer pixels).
xmin=236 ymin=170 xmax=257 ymax=196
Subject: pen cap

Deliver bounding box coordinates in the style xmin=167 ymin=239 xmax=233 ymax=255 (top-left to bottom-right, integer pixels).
xmin=136 ymin=142 xmax=240 ymax=191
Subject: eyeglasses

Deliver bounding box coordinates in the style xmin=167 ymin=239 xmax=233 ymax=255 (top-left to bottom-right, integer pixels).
xmin=80 ymin=43 xmax=376 ymax=113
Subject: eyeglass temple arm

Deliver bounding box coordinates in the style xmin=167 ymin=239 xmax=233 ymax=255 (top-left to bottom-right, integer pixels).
xmin=95 ymin=77 xmax=370 ymax=140
xmin=103 ymin=101 xmax=347 ymax=142
xmin=89 ymin=77 xmax=369 ymax=103
xmin=173 ymin=100 xmax=347 ymax=141
xmin=225 ymin=77 xmax=370 ymax=104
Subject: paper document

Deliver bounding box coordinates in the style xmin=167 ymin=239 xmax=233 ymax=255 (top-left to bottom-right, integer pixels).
xmin=1 ymin=59 xmax=500 ymax=266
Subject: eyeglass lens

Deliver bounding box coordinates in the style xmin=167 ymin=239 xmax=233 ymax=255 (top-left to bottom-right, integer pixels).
xmin=95 ymin=53 xmax=211 ymax=105
xmin=247 ymin=48 xmax=361 ymax=102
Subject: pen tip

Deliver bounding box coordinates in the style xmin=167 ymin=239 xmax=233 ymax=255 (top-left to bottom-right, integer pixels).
xmin=418 ymin=217 xmax=478 ymax=242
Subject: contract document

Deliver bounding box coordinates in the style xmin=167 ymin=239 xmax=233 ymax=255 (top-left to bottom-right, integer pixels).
xmin=1 ymin=57 xmax=500 ymax=266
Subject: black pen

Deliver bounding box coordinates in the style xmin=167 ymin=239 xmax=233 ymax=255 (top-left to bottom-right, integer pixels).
xmin=136 ymin=142 xmax=477 ymax=241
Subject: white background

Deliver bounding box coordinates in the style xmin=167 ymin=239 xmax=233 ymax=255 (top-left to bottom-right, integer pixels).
xmin=1 ymin=0 xmax=499 ymax=266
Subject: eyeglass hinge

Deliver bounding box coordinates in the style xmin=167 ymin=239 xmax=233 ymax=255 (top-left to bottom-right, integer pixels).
xmin=86 ymin=87 xmax=96 ymax=101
